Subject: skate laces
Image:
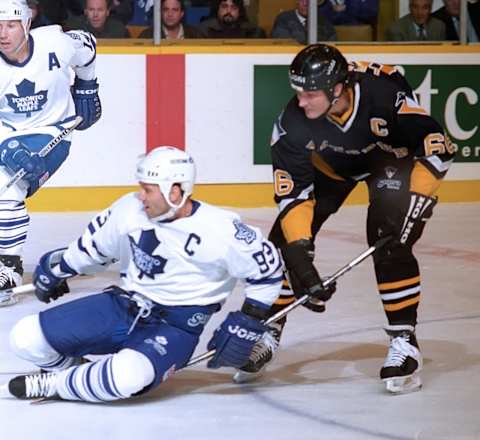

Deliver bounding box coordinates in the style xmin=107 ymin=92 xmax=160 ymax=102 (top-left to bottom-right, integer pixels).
xmin=384 ymin=335 xmax=416 ymax=368
xmin=0 ymin=264 xmax=16 ymax=288
xmin=249 ymin=326 xmax=280 ymax=363
xmin=24 ymin=373 xmax=58 ymax=398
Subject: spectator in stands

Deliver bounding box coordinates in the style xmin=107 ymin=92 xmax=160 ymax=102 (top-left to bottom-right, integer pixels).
xmin=432 ymin=0 xmax=480 ymax=42
xmin=318 ymin=0 xmax=378 ymax=25
xmin=271 ymin=0 xmax=336 ymax=43
xmin=64 ymin=0 xmax=133 ymax=25
xmin=139 ymin=0 xmax=202 ymax=39
xmin=28 ymin=0 xmax=52 ymax=28
xmin=385 ymin=0 xmax=446 ymax=41
xmin=65 ymin=0 xmax=131 ymax=38
xmin=197 ymin=0 xmax=265 ymax=38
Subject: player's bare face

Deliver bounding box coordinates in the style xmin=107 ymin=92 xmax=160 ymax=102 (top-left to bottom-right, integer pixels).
xmin=0 ymin=20 xmax=27 ymax=60
xmin=162 ymin=0 xmax=184 ymax=29
xmin=138 ymin=183 xmax=170 ymax=218
xmin=296 ymin=89 xmax=331 ymax=119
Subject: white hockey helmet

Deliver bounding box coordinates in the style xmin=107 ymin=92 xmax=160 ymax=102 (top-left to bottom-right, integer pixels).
xmin=0 ymin=0 xmax=32 ymax=35
xmin=136 ymin=146 xmax=196 ymax=220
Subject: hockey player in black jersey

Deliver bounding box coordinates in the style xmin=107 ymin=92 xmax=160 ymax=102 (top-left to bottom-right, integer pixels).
xmin=234 ymin=44 xmax=456 ymax=393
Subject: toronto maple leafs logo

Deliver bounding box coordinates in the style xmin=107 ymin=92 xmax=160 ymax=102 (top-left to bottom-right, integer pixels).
xmin=233 ymin=220 xmax=256 ymax=244
xmin=128 ymin=229 xmax=167 ymax=279
xmin=6 ymin=79 xmax=48 ymax=117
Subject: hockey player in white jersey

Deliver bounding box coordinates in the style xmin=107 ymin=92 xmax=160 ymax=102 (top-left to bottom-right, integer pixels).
xmin=0 ymin=0 xmax=101 ymax=297
xmin=0 ymin=146 xmax=283 ymax=402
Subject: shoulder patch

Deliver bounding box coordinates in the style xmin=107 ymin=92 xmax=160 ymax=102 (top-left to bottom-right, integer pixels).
xmin=233 ymin=220 xmax=256 ymax=244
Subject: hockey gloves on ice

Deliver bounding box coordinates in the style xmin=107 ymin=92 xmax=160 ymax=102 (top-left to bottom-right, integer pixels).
xmin=281 ymin=239 xmax=336 ymax=312
xmin=207 ymin=311 xmax=267 ymax=369
xmin=0 ymin=139 xmax=46 ymax=185
xmin=33 ymin=248 xmax=77 ymax=303
xmin=71 ymin=77 xmax=102 ymax=130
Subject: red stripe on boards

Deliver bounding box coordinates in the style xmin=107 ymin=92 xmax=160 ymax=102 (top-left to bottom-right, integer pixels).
xmin=146 ymin=54 xmax=185 ymax=152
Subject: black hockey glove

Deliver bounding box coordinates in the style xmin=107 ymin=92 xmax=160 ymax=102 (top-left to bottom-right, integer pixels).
xmin=281 ymin=239 xmax=336 ymax=312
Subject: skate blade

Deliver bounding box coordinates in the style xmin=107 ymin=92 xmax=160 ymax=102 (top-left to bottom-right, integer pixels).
xmin=0 ymin=382 xmax=13 ymax=398
xmin=0 ymin=294 xmax=19 ymax=307
xmin=232 ymin=369 xmax=265 ymax=384
xmin=384 ymin=373 xmax=422 ymax=394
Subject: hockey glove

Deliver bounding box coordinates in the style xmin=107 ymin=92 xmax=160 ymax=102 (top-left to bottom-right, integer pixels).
xmin=281 ymin=239 xmax=336 ymax=311
xmin=33 ymin=248 xmax=77 ymax=303
xmin=0 ymin=139 xmax=46 ymax=185
xmin=206 ymin=311 xmax=268 ymax=369
xmin=71 ymin=77 xmax=102 ymax=130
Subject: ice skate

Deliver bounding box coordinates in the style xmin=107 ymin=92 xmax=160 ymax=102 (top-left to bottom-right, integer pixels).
xmin=380 ymin=325 xmax=423 ymax=394
xmin=0 ymin=256 xmax=23 ymax=306
xmin=233 ymin=321 xmax=283 ymax=384
xmin=0 ymin=372 xmax=59 ymax=400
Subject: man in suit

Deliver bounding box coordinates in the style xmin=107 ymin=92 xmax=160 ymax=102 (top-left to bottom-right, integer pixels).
xmin=432 ymin=0 xmax=480 ymax=42
xmin=271 ymin=0 xmax=337 ymax=44
xmin=385 ymin=0 xmax=446 ymax=41
xmin=139 ymin=0 xmax=201 ymax=39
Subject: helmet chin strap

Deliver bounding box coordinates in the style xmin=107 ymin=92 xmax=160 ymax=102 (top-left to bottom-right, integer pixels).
xmin=151 ymin=184 xmax=189 ymax=222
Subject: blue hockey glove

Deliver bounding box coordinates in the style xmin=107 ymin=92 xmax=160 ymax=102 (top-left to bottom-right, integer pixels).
xmin=71 ymin=77 xmax=101 ymax=130
xmin=207 ymin=311 xmax=267 ymax=369
xmin=33 ymin=248 xmax=77 ymax=303
xmin=0 ymin=139 xmax=46 ymax=184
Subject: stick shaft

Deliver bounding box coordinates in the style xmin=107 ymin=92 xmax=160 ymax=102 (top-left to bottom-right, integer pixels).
xmin=0 ymin=116 xmax=83 ymax=197
xmin=185 ymin=238 xmax=387 ymax=368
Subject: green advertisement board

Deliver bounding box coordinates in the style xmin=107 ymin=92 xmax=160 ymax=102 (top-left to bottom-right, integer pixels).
xmin=254 ymin=64 xmax=480 ymax=165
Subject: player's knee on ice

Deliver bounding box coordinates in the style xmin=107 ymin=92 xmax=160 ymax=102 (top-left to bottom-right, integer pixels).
xmin=9 ymin=314 xmax=60 ymax=365
xmin=111 ymin=349 xmax=155 ymax=397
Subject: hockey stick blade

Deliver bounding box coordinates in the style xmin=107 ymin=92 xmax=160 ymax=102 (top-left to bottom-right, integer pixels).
xmin=0 ymin=283 xmax=35 ymax=307
xmin=0 ymin=116 xmax=83 ymax=198
xmin=185 ymin=236 xmax=391 ymax=368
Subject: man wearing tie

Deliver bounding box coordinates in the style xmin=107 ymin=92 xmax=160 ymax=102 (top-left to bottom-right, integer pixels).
xmin=385 ymin=0 xmax=446 ymax=41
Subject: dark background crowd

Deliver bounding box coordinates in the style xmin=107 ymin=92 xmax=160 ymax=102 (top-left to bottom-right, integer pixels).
xmin=29 ymin=0 xmax=480 ymax=42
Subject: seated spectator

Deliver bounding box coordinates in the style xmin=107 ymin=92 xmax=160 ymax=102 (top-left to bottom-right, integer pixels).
xmin=271 ymin=0 xmax=336 ymax=43
xmin=432 ymin=0 xmax=480 ymax=42
xmin=28 ymin=0 xmax=52 ymax=28
xmin=385 ymin=0 xmax=446 ymax=41
xmin=65 ymin=0 xmax=131 ymax=38
xmin=197 ymin=0 xmax=265 ymax=38
xmin=318 ymin=0 xmax=378 ymax=25
xmin=139 ymin=0 xmax=202 ymax=39
xmin=64 ymin=0 xmax=133 ymax=23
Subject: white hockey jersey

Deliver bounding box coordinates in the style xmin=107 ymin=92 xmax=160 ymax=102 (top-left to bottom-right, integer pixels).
xmin=63 ymin=193 xmax=283 ymax=307
xmin=0 ymin=25 xmax=96 ymax=132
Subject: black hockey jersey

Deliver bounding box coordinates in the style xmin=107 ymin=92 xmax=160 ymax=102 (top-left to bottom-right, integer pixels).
xmin=270 ymin=61 xmax=455 ymax=239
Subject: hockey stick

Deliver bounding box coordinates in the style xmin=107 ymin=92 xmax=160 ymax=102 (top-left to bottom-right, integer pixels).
xmin=185 ymin=236 xmax=391 ymax=368
xmin=0 ymin=116 xmax=83 ymax=198
xmin=0 ymin=283 xmax=35 ymax=307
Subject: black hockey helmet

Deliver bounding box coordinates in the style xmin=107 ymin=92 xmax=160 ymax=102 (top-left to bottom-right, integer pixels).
xmin=289 ymin=44 xmax=349 ymax=98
